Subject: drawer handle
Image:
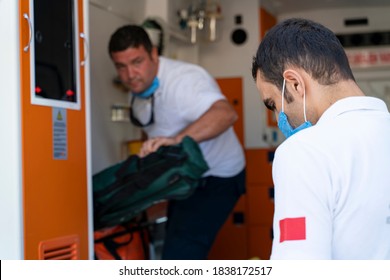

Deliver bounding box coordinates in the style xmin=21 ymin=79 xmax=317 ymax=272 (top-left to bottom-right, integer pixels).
xmin=80 ymin=32 xmax=89 ymax=66
xmin=23 ymin=13 xmax=33 ymax=52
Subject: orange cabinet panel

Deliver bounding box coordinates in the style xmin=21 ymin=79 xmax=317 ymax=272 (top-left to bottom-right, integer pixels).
xmin=259 ymin=7 xmax=276 ymax=40
xmin=216 ymin=77 xmax=244 ymax=146
xmin=245 ymin=149 xmax=275 ymax=185
xmin=248 ymin=225 xmax=273 ymax=260
xmin=208 ymin=195 xmax=248 ymax=260
xmin=247 ymin=184 xmax=274 ymax=226
xmin=208 ymin=148 xmax=276 ymax=260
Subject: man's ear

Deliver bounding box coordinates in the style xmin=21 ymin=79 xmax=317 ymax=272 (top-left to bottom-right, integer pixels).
xmin=151 ymin=46 xmax=159 ymax=62
xmin=283 ymin=69 xmax=306 ymax=98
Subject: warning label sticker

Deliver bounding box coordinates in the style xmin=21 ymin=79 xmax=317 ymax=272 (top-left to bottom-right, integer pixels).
xmin=52 ymin=108 xmax=67 ymax=160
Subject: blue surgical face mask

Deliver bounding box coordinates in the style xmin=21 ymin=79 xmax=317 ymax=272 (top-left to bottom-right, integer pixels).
xmin=133 ymin=77 xmax=159 ymax=99
xmin=278 ymin=79 xmax=312 ymax=138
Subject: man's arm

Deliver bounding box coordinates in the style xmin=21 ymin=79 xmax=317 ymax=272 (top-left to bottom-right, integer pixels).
xmin=176 ymin=99 xmax=237 ymax=143
xmin=270 ymin=141 xmax=334 ymax=259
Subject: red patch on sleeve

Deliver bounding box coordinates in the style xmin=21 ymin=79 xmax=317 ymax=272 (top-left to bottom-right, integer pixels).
xmin=279 ymin=217 xmax=306 ymax=243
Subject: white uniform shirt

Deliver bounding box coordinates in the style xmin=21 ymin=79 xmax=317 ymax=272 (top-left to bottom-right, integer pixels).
xmin=136 ymin=57 xmax=245 ymax=177
xmin=271 ymin=96 xmax=390 ymax=259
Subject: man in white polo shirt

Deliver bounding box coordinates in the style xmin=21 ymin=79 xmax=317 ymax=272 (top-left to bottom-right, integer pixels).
xmin=252 ymin=18 xmax=390 ymax=259
xmin=108 ymin=25 xmax=245 ymax=260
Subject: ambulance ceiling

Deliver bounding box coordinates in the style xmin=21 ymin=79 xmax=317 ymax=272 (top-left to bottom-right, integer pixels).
xmin=261 ymin=0 xmax=390 ymax=15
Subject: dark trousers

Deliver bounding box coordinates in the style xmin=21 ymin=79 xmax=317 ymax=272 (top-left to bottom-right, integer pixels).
xmin=161 ymin=168 xmax=246 ymax=260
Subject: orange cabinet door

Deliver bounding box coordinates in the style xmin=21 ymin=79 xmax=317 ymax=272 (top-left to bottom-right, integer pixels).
xmin=216 ymin=77 xmax=244 ymax=146
xmin=247 ymin=184 xmax=274 ymax=226
xmin=245 ymin=149 xmax=274 ymax=185
xmin=208 ymin=195 xmax=248 ymax=260
xmin=19 ymin=0 xmax=89 ymax=259
xmin=248 ymin=225 xmax=273 ymax=260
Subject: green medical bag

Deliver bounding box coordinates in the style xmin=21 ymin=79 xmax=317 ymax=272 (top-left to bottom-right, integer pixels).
xmin=93 ymin=136 xmax=209 ymax=230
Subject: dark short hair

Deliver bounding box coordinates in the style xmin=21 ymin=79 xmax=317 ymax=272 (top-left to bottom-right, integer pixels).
xmin=108 ymin=25 xmax=153 ymax=56
xmin=252 ymin=18 xmax=355 ymax=89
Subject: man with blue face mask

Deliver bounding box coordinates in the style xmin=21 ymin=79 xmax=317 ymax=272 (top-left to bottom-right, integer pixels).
xmin=252 ymin=18 xmax=390 ymax=259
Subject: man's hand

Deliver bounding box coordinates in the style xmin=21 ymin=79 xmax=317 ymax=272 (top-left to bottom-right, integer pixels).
xmin=138 ymin=136 xmax=179 ymax=157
